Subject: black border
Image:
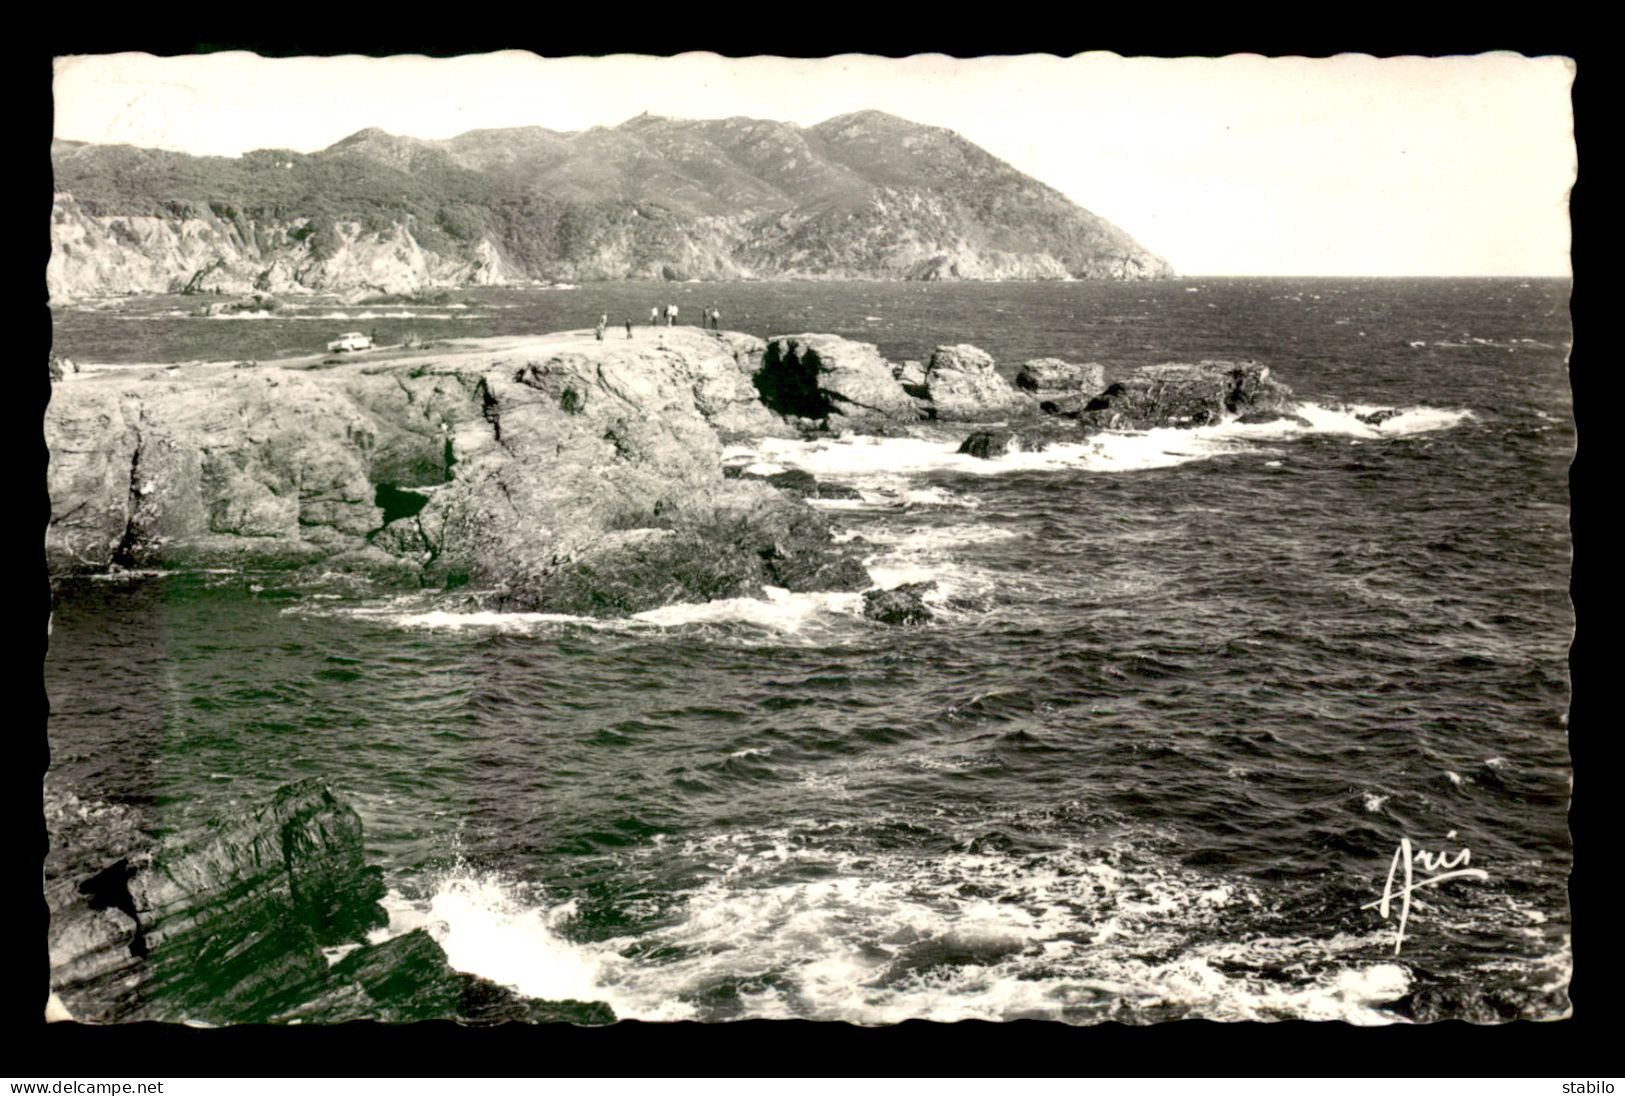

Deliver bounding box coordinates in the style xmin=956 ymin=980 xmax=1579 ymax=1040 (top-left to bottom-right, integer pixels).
xmin=15 ymin=25 xmax=1604 ymax=1078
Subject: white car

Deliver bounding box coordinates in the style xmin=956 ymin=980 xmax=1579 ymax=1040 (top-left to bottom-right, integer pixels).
xmin=326 ymin=332 xmax=373 ymax=353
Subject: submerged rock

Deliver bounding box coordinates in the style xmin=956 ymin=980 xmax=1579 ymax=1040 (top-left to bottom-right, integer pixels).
xmin=958 ymin=430 xmax=1023 ymax=459
xmin=1237 ymin=410 xmax=1315 ymax=427
xmin=1357 ymin=408 xmax=1402 ymax=427
xmin=863 ymin=581 xmax=937 ymax=625
xmin=958 ymin=421 xmax=1086 ymax=458
xmin=46 ymin=780 xmax=615 ymax=1025
xmin=729 ymin=466 xmax=863 ymax=500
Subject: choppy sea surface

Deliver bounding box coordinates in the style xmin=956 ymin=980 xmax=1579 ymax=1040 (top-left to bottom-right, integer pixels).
xmin=46 ymin=278 xmax=1573 ymax=1024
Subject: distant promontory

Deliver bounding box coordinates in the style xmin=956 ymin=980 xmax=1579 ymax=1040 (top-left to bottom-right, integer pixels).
xmin=49 ymin=111 xmax=1173 ymax=301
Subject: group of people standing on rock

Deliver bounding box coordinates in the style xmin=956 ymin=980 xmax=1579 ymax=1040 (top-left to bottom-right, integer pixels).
xmin=649 ymin=303 xmax=723 ymax=328
xmin=597 ymin=303 xmax=725 ymax=340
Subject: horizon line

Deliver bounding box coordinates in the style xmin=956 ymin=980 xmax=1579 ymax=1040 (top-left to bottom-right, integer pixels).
xmin=50 ymin=108 xmax=933 ymax=159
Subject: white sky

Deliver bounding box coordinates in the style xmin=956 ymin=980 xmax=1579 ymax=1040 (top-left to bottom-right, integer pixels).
xmin=52 ymin=51 xmax=1575 ymax=276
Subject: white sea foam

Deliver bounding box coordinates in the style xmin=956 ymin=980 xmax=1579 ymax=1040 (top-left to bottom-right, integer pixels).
xmin=312 ymin=587 xmax=873 ymax=637
xmin=360 ymin=608 xmax=592 ymax=632
xmin=632 ymin=587 xmax=865 ymax=632
xmin=382 ymin=838 xmax=1421 ymax=1025
xmin=371 ymin=876 xmax=637 ymax=1010
xmin=735 ymin=402 xmax=1472 ymax=486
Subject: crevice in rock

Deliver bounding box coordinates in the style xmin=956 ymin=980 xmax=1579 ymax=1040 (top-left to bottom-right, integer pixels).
xmin=78 ymin=859 xmax=148 ymax=959
xmin=110 ymin=427 xmax=144 ymax=569
xmin=417 ymin=515 xmax=439 ymax=566
xmin=602 ymin=425 xmax=634 ymax=459
xmin=373 ymin=483 xmax=430 ymax=525
xmin=180 ymin=258 xmax=225 ymax=295
xmin=827 ymin=391 xmax=905 ymax=419
xmin=476 ymin=378 xmax=509 ymax=450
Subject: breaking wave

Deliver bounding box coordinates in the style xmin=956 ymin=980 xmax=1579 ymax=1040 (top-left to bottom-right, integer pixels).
xmin=375 ymin=836 xmax=1423 ymax=1025
xmin=729 ymin=401 xmax=1474 ymax=484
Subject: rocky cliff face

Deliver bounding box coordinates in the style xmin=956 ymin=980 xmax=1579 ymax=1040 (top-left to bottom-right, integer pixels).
xmin=46 ymin=780 xmax=615 ymax=1025
xmin=48 ymin=195 xmax=520 ymax=301
xmin=49 ymin=111 xmax=1172 ymax=300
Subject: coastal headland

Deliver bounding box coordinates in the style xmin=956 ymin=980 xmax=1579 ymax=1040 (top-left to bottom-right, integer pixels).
xmin=46 ymin=326 xmax=1297 ymax=616
xmin=49 ymin=111 xmax=1173 ymax=301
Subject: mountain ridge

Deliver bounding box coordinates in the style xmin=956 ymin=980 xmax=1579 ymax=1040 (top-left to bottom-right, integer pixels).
xmin=49 ymin=110 xmax=1174 ymax=300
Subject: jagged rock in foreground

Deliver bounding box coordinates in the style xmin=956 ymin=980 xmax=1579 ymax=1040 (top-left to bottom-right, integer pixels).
xmin=46 ymin=329 xmax=867 ymax=615
xmin=1071 ymin=361 xmax=1297 ymax=431
xmin=46 ymin=780 xmax=614 ymax=1025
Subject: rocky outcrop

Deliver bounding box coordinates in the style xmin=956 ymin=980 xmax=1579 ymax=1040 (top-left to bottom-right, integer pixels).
xmin=1071 ymin=361 xmax=1296 ymax=430
xmin=955 ymin=360 xmax=1300 ymax=454
xmin=863 ymin=582 xmax=936 ymax=625
xmin=924 ymin=345 xmax=1036 ymax=421
xmin=46 ymin=330 xmax=867 ymax=615
xmin=754 ymin=335 xmax=926 ymax=427
xmin=1017 ymin=358 xmax=1105 ymax=398
xmin=49 ymin=332 xmax=1302 ymax=614
xmin=46 ymin=780 xmax=614 ymax=1025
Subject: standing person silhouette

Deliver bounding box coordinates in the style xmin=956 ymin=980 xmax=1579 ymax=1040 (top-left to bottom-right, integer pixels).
xmin=650 ymin=306 xmax=659 ymax=326
xmin=625 ymin=319 xmax=633 ymax=339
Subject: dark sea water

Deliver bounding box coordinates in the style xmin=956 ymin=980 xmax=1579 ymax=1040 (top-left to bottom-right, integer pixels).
xmin=46 ymin=278 xmax=1574 ymax=1024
